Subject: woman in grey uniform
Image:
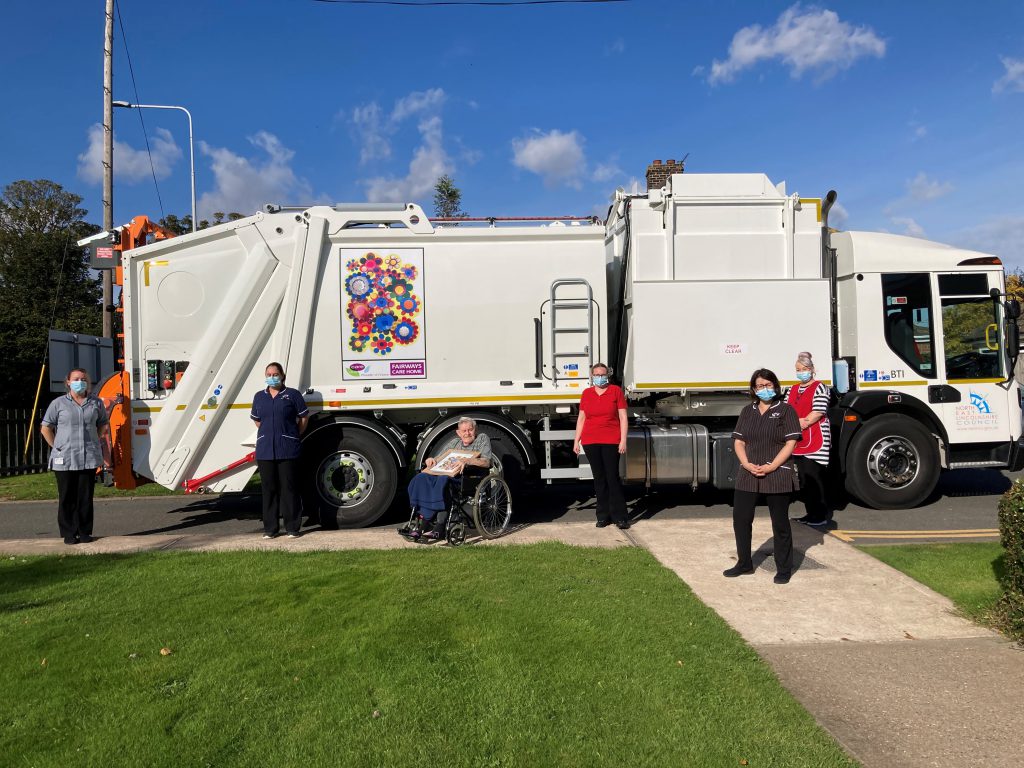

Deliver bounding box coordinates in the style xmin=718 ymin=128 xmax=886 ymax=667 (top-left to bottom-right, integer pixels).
xmin=723 ymin=368 xmax=802 ymax=584
xmin=40 ymin=368 xmax=111 ymax=545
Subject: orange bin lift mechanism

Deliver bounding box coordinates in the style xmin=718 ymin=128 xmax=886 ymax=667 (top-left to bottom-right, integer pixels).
xmin=101 ymin=217 xmax=177 ymax=489
xmin=97 ymin=370 xmax=143 ymax=490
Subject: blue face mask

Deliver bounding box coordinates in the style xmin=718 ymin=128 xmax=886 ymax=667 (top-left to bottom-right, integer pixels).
xmin=795 ymin=371 xmax=813 ymax=383
xmin=266 ymin=375 xmax=282 ymax=388
xmin=592 ymin=375 xmax=609 ymax=387
xmin=69 ymin=380 xmax=88 ymax=395
xmin=755 ymin=388 xmax=776 ymax=401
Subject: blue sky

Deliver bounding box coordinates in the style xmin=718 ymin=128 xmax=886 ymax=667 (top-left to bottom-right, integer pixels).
xmin=3 ymin=1 xmax=1024 ymax=266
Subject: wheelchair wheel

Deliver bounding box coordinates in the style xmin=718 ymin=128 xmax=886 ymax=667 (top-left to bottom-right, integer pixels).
xmin=472 ymin=476 xmax=512 ymax=539
xmin=447 ymin=522 xmax=467 ymax=547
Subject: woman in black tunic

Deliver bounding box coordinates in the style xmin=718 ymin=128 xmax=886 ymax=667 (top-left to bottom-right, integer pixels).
xmin=724 ymin=368 xmax=802 ymax=584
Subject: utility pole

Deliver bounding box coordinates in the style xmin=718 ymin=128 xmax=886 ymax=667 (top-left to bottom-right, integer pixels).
xmin=101 ymin=0 xmax=114 ymax=338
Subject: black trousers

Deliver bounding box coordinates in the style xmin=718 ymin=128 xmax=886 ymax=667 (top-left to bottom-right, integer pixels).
xmin=258 ymin=459 xmax=301 ymax=535
xmin=55 ymin=469 xmax=96 ymax=540
xmin=732 ymin=490 xmax=793 ymax=576
xmin=794 ymin=456 xmax=830 ymax=523
xmin=583 ymin=443 xmax=627 ymax=524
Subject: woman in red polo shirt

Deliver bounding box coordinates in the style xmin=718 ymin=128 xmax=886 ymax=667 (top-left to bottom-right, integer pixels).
xmin=573 ymin=362 xmax=629 ymax=529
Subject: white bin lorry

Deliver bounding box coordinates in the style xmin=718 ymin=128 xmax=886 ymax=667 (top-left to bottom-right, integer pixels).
xmin=93 ymin=171 xmax=1024 ymax=527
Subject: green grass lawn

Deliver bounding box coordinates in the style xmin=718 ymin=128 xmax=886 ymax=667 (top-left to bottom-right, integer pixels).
xmin=0 ymin=472 xmax=262 ymax=501
xmin=0 ymin=472 xmax=182 ymax=501
xmin=0 ymin=545 xmax=855 ymax=767
xmin=861 ymin=542 xmax=1005 ymax=624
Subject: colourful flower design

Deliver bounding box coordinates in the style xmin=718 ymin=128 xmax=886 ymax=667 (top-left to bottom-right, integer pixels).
xmin=393 ymin=319 xmax=418 ymax=344
xmin=374 ymin=313 xmax=397 ymax=332
xmin=387 ymin=279 xmax=414 ymax=299
xmin=345 ymin=273 xmax=373 ymax=299
xmin=377 ymin=269 xmax=400 ymax=289
xmin=343 ymin=251 xmax=422 ymax=357
xmin=347 ymin=300 xmax=372 ymax=322
xmin=397 ymin=296 xmax=419 ymax=315
xmin=360 ymin=254 xmax=383 ymax=273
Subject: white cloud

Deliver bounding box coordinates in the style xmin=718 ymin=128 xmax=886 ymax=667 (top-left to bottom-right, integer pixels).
xmin=350 ymin=88 xmax=448 ymax=167
xmin=909 ymin=122 xmax=927 ymax=141
xmin=604 ymin=38 xmax=625 ymax=56
xmin=890 ymin=216 xmax=925 ymax=238
xmin=512 ymin=129 xmax=587 ymax=189
xmin=907 ymin=172 xmax=953 ymax=202
xmin=198 ymin=131 xmax=313 ymax=217
xmin=591 ymin=159 xmax=623 ymax=184
xmin=952 ymin=215 xmax=1024 ymax=269
xmin=363 ymin=116 xmax=453 ymax=203
xmin=828 ymin=201 xmax=848 ymax=227
xmin=706 ymin=4 xmax=885 ymax=85
xmin=77 ymin=123 xmax=182 ymax=185
xmin=993 ymin=56 xmax=1024 ymax=94
xmin=391 ymin=88 xmax=446 ymax=122
xmin=351 ymin=103 xmax=391 ymax=164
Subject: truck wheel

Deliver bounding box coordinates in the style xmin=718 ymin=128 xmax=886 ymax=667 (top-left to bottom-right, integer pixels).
xmin=845 ymin=415 xmax=939 ymax=509
xmin=304 ymin=429 xmax=398 ymax=528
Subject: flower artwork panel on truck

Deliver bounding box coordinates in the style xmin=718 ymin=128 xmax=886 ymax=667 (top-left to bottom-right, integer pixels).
xmin=341 ymin=248 xmax=426 ymax=380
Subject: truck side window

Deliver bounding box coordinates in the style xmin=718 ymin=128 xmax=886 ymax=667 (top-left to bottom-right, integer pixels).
xmin=939 ymin=273 xmax=1002 ymax=381
xmin=881 ymin=273 xmax=935 ymax=378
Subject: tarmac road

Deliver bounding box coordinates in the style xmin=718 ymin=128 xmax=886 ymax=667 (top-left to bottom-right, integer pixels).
xmin=0 ymin=467 xmax=1017 ymax=545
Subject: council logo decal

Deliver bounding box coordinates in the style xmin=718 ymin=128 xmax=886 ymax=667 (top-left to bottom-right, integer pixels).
xmin=954 ymin=389 xmax=998 ymax=430
xmin=969 ymin=391 xmax=991 ymax=414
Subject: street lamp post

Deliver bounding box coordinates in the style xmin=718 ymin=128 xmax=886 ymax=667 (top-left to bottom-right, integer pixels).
xmin=112 ymin=101 xmax=196 ymax=232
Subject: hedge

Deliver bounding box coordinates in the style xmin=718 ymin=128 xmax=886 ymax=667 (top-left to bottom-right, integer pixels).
xmin=996 ymin=479 xmax=1024 ymax=640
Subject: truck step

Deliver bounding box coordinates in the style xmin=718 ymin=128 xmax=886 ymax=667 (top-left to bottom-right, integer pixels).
xmin=541 ymin=467 xmax=594 ymax=480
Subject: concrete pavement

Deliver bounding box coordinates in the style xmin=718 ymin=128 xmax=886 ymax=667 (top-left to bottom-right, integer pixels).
xmin=1 ymin=515 xmax=1021 ymax=767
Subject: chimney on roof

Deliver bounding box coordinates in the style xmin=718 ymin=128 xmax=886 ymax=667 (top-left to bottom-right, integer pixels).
xmin=645 ymin=157 xmax=685 ymax=191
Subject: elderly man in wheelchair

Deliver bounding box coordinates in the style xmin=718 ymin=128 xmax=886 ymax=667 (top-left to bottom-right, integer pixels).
xmin=399 ymin=416 xmax=512 ymax=545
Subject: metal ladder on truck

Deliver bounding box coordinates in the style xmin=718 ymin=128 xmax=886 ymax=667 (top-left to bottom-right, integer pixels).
xmin=541 ymin=279 xmax=595 ymax=482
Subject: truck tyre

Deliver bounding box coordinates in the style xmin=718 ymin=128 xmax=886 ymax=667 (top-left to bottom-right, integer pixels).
xmin=844 ymin=414 xmax=939 ymax=509
xmin=303 ymin=429 xmax=398 ymax=528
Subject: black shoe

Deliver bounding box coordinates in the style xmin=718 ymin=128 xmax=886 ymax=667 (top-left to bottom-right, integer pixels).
xmin=774 ymin=572 xmax=792 ymax=584
xmin=723 ymin=564 xmax=754 ymax=577
xmin=791 ymin=515 xmax=810 ymax=523
xmin=78 ymin=535 xmax=93 ymax=544
xmin=616 ymin=520 xmax=631 ymax=530
xmin=802 ymin=519 xmax=829 ymax=528
xmin=63 ymin=537 xmax=77 ymax=546
xmin=262 ymin=532 xmax=277 ymax=539
xmin=595 ymin=520 xmax=612 ymax=528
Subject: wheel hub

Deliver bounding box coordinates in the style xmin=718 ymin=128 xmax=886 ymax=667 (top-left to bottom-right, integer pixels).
xmin=317 ymin=450 xmax=374 ymax=506
xmin=865 ymin=436 xmax=920 ymax=489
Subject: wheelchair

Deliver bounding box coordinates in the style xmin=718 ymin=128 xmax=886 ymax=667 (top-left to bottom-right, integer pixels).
xmin=398 ymin=456 xmax=513 ymax=546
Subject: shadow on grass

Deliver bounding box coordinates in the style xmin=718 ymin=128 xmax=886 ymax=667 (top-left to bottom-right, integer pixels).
xmin=0 ymin=554 xmax=147 ymax=609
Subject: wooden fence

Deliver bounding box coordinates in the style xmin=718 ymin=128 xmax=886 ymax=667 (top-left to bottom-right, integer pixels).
xmin=1 ymin=409 xmax=48 ymax=477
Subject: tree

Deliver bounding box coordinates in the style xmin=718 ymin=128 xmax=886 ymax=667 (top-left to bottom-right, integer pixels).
xmin=158 ymin=211 xmax=245 ymax=235
xmin=432 ymin=175 xmax=467 ymax=219
xmin=0 ymin=180 xmax=102 ymax=406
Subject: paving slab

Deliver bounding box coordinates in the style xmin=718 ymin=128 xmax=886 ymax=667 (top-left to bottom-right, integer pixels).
xmin=629 ymin=518 xmax=993 ymax=645
xmin=0 ymin=520 xmax=630 ymax=556
xmin=761 ymin=637 xmax=1024 ymax=768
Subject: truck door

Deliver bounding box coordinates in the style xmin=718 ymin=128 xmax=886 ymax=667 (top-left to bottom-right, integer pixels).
xmin=931 ymin=271 xmax=1014 ymax=452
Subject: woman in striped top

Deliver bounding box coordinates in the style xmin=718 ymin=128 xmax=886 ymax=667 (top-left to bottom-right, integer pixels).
xmin=724 ymin=368 xmax=802 ymax=584
xmin=787 ymin=352 xmax=832 ymax=528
